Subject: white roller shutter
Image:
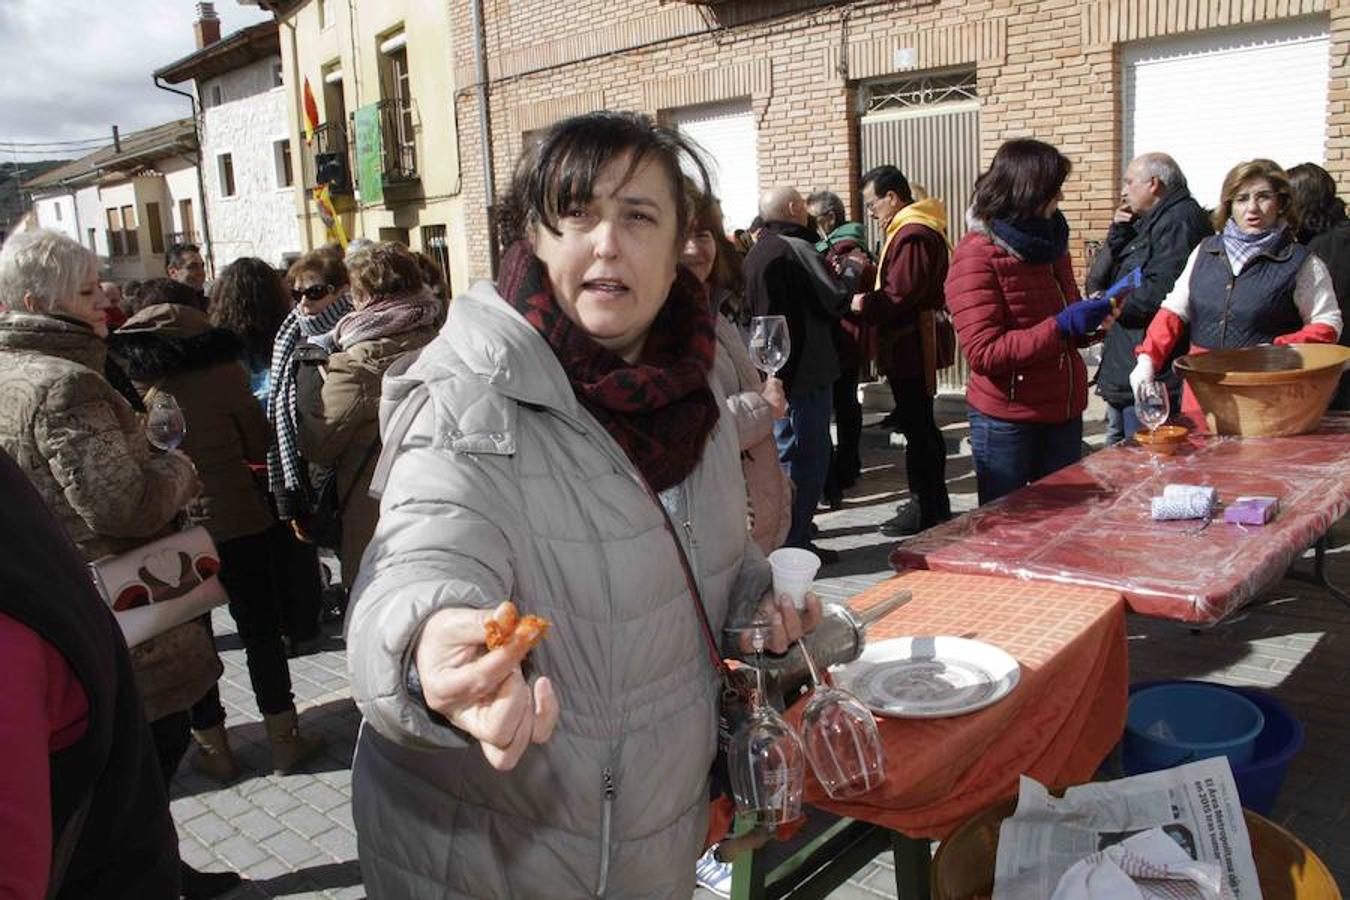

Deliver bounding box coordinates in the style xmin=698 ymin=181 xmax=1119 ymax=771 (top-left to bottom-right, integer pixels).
xmin=668 ymin=99 xmax=759 ymax=233
xmin=1123 ymin=18 xmax=1329 ymax=209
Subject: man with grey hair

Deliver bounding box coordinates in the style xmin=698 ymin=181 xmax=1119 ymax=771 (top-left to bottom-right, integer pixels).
xmin=743 ymin=187 xmax=851 ymax=562
xmin=1087 ymin=152 xmax=1212 ymax=443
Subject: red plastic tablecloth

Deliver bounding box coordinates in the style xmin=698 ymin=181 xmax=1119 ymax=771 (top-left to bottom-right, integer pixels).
xmin=891 ymin=415 xmax=1350 ymax=625
xmin=794 ymin=570 xmax=1127 ymax=841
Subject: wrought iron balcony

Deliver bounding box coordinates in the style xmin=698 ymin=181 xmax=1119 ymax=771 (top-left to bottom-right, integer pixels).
xmin=309 ymin=121 xmax=352 ymax=194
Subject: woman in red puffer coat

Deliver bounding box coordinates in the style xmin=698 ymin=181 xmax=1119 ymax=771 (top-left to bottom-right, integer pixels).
xmin=946 ymin=139 xmax=1115 ymax=505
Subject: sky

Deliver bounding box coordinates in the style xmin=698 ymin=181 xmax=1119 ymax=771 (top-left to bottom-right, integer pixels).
xmin=0 ymin=0 xmax=273 ymax=165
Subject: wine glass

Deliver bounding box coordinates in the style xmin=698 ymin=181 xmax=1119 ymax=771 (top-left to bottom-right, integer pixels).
xmin=748 ymin=315 xmax=791 ymax=377
xmin=727 ymin=623 xmax=806 ymax=827
xmin=1135 ymin=381 xmax=1170 ymax=435
xmin=797 ymin=635 xmax=886 ymax=800
xmin=145 ymin=391 xmax=187 ymax=451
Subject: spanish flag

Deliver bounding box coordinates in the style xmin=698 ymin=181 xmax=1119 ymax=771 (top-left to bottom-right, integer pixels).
xmin=302 ymin=77 xmax=320 ymax=145
xmin=312 ymin=183 xmax=348 ymax=247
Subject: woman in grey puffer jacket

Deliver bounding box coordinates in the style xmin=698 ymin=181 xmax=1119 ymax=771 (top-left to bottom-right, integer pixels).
xmin=346 ymin=112 xmax=820 ymax=899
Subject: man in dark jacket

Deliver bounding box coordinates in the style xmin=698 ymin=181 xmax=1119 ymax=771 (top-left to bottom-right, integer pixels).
xmin=809 ymin=190 xmax=874 ymax=508
xmin=1088 ymin=153 xmax=1212 ymax=443
xmin=744 ymin=187 xmax=851 ymax=561
xmin=851 ymin=165 xmax=952 ymax=535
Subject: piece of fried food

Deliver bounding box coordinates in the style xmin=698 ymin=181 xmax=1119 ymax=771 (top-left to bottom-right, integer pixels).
xmin=484 ymin=601 xmax=550 ymax=652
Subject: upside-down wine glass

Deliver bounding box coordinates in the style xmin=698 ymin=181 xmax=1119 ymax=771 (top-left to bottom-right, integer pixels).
xmin=748 ymin=315 xmax=791 ymax=377
xmin=727 ymin=621 xmax=806 ymax=827
xmin=797 ymin=635 xmax=887 ymax=799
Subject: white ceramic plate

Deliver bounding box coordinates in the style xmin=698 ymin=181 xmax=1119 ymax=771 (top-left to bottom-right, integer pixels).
xmin=834 ymin=636 xmax=1021 ymax=719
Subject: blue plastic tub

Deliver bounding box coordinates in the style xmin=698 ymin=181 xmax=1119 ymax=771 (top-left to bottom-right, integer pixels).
xmin=1123 ymin=681 xmax=1304 ymax=815
xmin=1125 ymin=682 xmax=1264 ymax=770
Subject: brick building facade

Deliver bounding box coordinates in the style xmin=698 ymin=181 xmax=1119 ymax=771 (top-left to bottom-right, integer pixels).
xmin=449 ymin=0 xmax=1350 ymax=280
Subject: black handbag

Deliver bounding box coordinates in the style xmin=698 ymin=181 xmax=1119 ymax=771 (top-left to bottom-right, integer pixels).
xmin=296 ymin=440 xmax=381 ymax=549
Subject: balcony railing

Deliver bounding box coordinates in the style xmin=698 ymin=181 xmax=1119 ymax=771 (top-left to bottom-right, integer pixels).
xmin=309 ymin=121 xmax=353 ymax=194
xmin=376 ymin=98 xmax=417 ymax=183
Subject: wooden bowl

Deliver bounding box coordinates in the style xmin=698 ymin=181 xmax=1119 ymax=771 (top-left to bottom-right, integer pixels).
xmin=1134 ymin=424 xmax=1190 ymax=455
xmin=1174 ymin=345 xmax=1350 ymax=438
xmin=931 ymin=797 xmax=1342 ymax=899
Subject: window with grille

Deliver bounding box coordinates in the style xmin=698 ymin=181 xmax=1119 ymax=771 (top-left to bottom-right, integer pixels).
xmin=421 ymin=225 xmax=450 ymax=286
xmin=862 ymin=69 xmax=978 ymax=115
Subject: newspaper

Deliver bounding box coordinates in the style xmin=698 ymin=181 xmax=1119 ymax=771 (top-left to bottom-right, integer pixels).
xmin=993 ymin=758 xmax=1261 ymax=900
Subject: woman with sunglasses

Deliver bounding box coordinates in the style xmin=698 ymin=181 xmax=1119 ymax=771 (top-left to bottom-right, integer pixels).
xmin=295 ymin=241 xmax=439 ymax=591
xmin=268 ymin=249 xmax=354 ymax=522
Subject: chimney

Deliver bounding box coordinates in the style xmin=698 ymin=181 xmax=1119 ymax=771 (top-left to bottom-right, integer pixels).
xmin=194 ymin=2 xmax=221 ymax=49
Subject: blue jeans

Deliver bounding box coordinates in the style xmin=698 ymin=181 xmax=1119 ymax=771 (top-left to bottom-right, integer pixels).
xmin=968 ymin=411 xmax=1083 ymax=506
xmin=1104 ymin=403 xmax=1140 ymax=446
xmin=775 ymin=384 xmax=833 ymax=548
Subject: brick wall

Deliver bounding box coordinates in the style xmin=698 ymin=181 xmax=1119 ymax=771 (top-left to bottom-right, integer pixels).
xmin=452 ymin=0 xmax=1347 ymax=280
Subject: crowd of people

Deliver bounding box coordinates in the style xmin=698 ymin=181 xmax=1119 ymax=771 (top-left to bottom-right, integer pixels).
xmin=1 ymin=104 xmax=1347 ymax=900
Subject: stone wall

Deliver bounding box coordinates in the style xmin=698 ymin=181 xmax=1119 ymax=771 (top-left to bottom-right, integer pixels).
xmin=200 ymin=56 xmax=304 ymax=270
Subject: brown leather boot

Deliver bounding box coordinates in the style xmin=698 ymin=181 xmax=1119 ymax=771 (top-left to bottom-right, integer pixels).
xmin=189 ymin=724 xmax=239 ymax=781
xmin=264 ymin=708 xmax=326 ymax=775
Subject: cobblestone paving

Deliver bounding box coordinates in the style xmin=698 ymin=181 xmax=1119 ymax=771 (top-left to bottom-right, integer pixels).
xmin=175 ymin=396 xmax=1349 ymax=898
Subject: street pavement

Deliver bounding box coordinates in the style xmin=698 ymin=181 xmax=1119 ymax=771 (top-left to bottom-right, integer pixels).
xmin=173 ymin=395 xmax=1350 ymax=898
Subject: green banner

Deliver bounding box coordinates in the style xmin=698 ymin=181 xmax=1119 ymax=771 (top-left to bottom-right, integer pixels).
xmin=354 ymin=103 xmax=384 ymax=205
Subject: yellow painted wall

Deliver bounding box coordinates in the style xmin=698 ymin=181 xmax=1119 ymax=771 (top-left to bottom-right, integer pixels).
xmin=277 ymin=0 xmax=470 ymax=294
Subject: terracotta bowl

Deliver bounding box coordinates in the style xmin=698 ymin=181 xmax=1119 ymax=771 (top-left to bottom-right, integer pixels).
xmin=1174 ymin=344 xmax=1350 ymax=438
xmin=1133 ymin=424 xmax=1190 ymax=455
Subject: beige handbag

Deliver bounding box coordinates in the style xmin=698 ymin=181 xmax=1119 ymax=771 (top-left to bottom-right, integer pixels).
xmin=88 ymin=526 xmax=228 ymax=720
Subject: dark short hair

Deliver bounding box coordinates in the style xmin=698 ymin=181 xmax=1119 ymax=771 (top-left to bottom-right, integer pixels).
xmin=686 ymin=180 xmax=744 ymax=296
xmin=806 ymin=190 xmax=847 ymax=226
xmin=971 ymin=139 xmax=1072 ymax=221
xmin=126 ymin=277 xmax=204 ymax=316
xmin=286 ymin=248 xmax=350 ymax=291
xmin=499 ymin=110 xmax=711 ymax=251
xmin=208 ymin=257 xmax=289 ymax=364
xmin=165 ymin=242 xmax=201 ymax=271
xmin=1287 ymin=162 xmax=1345 ymax=240
xmin=860 ymin=166 xmax=914 ymax=205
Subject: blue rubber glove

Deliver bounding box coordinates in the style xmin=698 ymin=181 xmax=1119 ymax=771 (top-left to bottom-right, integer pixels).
xmin=1054 ymin=296 xmax=1113 ymax=337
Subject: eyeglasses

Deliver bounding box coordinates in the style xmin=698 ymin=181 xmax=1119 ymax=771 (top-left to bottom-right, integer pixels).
xmin=291 ymin=284 xmax=333 ymax=301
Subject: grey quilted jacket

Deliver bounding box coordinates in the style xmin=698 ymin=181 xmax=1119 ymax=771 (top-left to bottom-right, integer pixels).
xmin=346 ymin=282 xmax=771 ymax=899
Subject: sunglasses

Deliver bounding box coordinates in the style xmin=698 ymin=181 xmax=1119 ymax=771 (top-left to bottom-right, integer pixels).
xmin=291 ymin=284 xmax=334 ymax=302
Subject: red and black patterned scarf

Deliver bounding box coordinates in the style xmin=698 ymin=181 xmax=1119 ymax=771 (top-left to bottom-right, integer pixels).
xmin=497 ymin=240 xmax=720 ymax=492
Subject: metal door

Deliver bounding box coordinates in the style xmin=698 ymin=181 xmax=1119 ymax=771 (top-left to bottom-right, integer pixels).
xmin=860 ymin=70 xmax=980 ymax=393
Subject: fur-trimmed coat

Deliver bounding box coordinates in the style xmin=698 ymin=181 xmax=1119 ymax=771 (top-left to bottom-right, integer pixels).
xmin=110 ymin=303 xmax=274 ymax=544
xmin=0 ymin=311 xmax=198 ymax=562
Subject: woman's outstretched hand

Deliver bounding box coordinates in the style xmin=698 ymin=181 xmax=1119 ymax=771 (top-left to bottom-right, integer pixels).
xmin=415 ymin=602 xmax=560 ymax=771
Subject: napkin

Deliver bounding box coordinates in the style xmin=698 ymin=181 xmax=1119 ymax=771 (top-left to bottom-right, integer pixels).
xmin=1151 ymin=484 xmax=1217 ymax=521
xmin=1050 ymin=827 xmax=1234 ymax=900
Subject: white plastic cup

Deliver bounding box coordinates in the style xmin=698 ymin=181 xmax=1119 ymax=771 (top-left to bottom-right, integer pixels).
xmin=768 ymin=548 xmax=822 ymax=611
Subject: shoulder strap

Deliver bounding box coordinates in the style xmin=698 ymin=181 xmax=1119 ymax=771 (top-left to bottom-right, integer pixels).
xmin=338 ymin=439 xmax=384 ymax=513
xmin=633 ymin=476 xmax=731 ymax=684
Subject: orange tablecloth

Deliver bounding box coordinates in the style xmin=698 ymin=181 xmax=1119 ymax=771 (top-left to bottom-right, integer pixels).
xmin=797 ymin=570 xmax=1128 ymax=841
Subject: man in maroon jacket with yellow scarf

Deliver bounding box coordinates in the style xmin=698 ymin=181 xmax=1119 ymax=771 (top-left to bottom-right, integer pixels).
xmin=851 ymin=165 xmax=953 ymax=535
